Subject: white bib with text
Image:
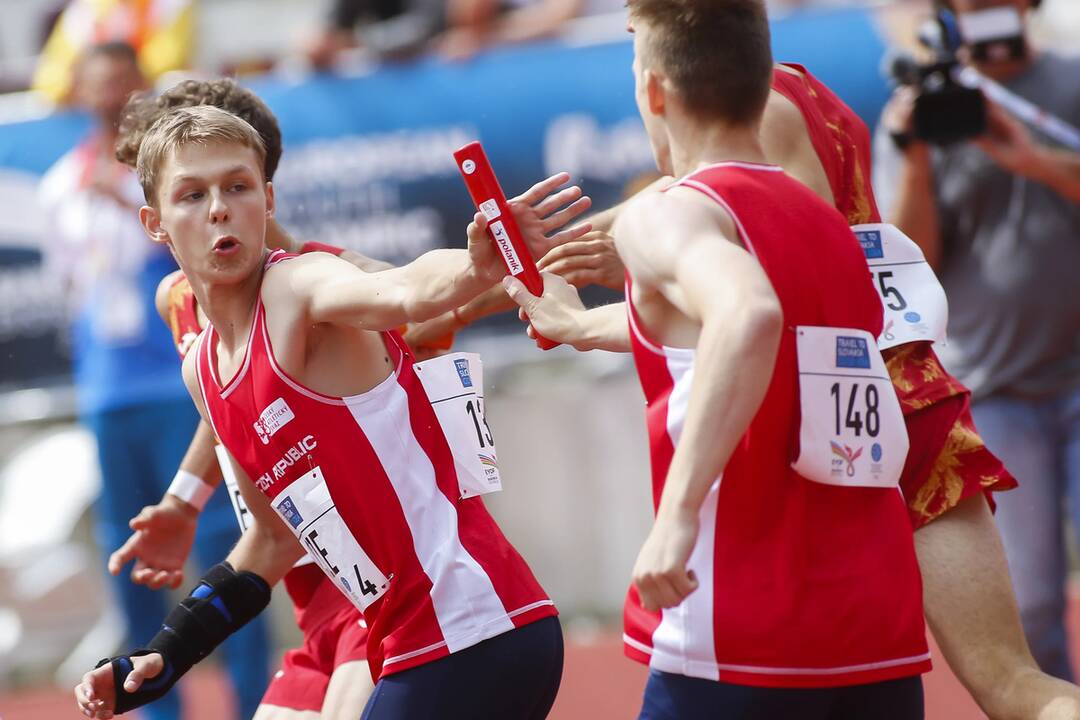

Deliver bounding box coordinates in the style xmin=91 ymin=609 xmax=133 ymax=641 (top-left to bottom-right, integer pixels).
xmin=791 ymin=326 xmax=908 ymax=488
xmin=413 ymin=352 xmax=502 ymax=499
xmin=272 ymin=466 xmax=389 ymax=612
xmin=853 ymin=223 xmax=948 ymax=350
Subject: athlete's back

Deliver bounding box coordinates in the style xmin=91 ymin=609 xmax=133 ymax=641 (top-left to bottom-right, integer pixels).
xmin=624 ymin=163 xmax=929 ymax=688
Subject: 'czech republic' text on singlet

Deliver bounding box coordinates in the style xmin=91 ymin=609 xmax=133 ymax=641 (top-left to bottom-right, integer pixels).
xmin=623 ymin=163 xmax=930 ymax=688
xmin=194 ymin=251 xmax=556 ymax=680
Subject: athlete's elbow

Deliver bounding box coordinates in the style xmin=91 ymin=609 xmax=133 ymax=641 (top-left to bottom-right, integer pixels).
xmin=743 ymin=295 xmax=783 ymax=355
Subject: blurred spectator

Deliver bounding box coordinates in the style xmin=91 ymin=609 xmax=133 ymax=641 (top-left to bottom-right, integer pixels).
xmin=33 ymin=0 xmax=193 ymax=104
xmin=303 ymin=0 xmax=445 ymax=64
xmin=435 ymin=0 xmax=583 ymax=59
xmin=35 ymin=42 xmax=269 ymax=720
xmin=874 ymin=0 xmax=1080 ymax=681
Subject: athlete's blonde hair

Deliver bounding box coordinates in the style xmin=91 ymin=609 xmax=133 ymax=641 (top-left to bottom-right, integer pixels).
xmin=136 ymin=104 xmax=267 ymax=205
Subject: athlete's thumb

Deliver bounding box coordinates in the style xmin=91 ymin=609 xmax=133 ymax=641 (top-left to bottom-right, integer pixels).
xmin=123 ymin=655 xmax=163 ymax=692
xmin=501 ymin=276 xmax=538 ymax=312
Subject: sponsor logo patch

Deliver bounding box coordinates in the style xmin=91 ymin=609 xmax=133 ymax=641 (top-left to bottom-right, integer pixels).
xmin=254 ymin=398 xmax=295 ymax=445
xmin=835 ymin=336 xmax=871 ymax=369
xmin=830 ymin=441 xmax=863 ymax=477
xmin=856 ymin=230 xmax=884 ymax=259
xmin=278 ymin=496 xmax=303 ymax=528
xmin=454 ymin=358 xmax=473 ymax=388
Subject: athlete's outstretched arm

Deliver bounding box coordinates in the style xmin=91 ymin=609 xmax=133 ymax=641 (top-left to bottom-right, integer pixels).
xmin=502 ymin=272 xmax=630 ymax=352
xmin=620 ymin=189 xmax=783 ymax=612
xmin=296 ymin=173 xmax=592 ymax=331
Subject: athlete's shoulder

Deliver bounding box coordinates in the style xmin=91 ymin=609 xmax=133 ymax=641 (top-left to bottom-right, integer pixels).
xmin=155 ymin=269 xmax=189 ymax=322
xmin=615 ymin=181 xmax=739 ymax=278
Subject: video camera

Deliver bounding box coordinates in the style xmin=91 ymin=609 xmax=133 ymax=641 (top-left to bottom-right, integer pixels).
xmin=887 ymin=9 xmax=986 ymax=146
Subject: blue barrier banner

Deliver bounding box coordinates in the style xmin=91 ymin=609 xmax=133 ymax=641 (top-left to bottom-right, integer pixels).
xmin=0 ymin=7 xmax=889 ymax=392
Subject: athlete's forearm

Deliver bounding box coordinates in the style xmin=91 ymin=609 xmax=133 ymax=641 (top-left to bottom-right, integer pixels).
xmin=571 ymin=303 xmax=631 ymax=352
xmin=888 ymin=146 xmax=943 ymax=272
xmin=660 ymin=296 xmax=781 ymax=516
xmin=381 ymin=248 xmax=495 ymax=325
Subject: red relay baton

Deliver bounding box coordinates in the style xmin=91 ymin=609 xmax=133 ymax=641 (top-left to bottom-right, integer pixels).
xmin=453 ymin=141 xmax=559 ymax=350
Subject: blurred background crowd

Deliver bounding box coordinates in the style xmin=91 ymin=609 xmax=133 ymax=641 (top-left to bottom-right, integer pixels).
xmin=0 ymin=0 xmax=1077 ymax=718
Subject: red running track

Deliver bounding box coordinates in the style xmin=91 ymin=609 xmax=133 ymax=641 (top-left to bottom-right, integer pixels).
xmin=0 ymin=631 xmax=990 ymax=720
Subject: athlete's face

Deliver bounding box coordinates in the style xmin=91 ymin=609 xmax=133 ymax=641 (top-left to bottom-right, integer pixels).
xmin=140 ymin=141 xmax=273 ymax=285
xmin=629 ymin=20 xmax=674 ymax=176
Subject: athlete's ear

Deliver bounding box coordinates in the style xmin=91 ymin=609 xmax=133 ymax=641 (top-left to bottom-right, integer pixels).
xmin=264 ymin=181 xmax=275 ymax=219
xmin=644 ymin=68 xmax=666 ymax=117
xmin=140 ymin=205 xmax=169 ymax=245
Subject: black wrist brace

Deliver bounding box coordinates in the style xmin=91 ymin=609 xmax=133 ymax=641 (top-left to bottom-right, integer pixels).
xmin=96 ymin=562 xmax=271 ymax=714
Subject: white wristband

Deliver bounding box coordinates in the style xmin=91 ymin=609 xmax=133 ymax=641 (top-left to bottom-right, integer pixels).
xmin=167 ymin=470 xmax=216 ymax=511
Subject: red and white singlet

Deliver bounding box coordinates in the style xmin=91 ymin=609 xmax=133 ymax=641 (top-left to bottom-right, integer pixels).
xmin=622 ymin=163 xmax=930 ymax=688
xmin=194 ymin=251 xmax=556 ymax=680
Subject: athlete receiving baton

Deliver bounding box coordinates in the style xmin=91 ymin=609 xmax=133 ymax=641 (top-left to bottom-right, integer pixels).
xmin=75 ymin=104 xmax=591 ymax=719
xmin=528 ymin=20 xmax=1080 ymax=720
xmin=506 ymin=1 xmax=930 ymax=716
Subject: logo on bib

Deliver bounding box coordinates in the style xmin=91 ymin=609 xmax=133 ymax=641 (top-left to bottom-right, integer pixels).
xmin=278 ymin=496 xmax=304 ymax=528
xmin=254 ymin=398 xmax=295 ymax=445
xmin=835 ymin=336 xmax=871 ymax=369
xmin=454 ymin=358 xmax=473 ymax=388
xmin=830 ymin=441 xmax=863 ymax=477
xmin=904 ymin=311 xmax=921 ymax=323
xmin=856 ymin=230 xmax=884 ymax=259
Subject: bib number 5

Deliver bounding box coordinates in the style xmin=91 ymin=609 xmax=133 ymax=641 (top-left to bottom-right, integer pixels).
xmin=854 ymin=223 xmax=948 ymax=350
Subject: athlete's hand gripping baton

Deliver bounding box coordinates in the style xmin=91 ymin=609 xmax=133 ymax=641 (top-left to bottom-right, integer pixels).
xmin=453 ymin=141 xmax=559 ymax=350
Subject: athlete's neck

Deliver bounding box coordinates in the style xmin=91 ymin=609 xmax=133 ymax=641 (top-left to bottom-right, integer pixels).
xmin=666 ymin=117 xmax=768 ymax=179
xmin=190 ymin=253 xmax=267 ymax=349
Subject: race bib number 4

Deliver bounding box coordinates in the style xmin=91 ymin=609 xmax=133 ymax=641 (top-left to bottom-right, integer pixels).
xmin=791 ymin=326 xmax=909 ymax=488
xmin=272 ymin=466 xmax=389 ymax=612
xmin=413 ymin=352 xmax=502 ymax=499
xmin=854 ymin=223 xmax=948 ymax=350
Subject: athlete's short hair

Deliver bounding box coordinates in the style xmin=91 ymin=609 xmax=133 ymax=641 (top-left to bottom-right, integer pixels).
xmin=137 ymin=105 xmax=267 ymax=205
xmin=117 ymin=78 xmax=282 ymax=181
xmin=628 ymin=0 xmax=773 ymax=126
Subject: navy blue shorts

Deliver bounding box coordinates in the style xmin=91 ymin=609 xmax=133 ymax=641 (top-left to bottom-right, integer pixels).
xmin=639 ymin=670 xmax=924 ymax=720
xmin=360 ymin=616 xmax=564 ymax=720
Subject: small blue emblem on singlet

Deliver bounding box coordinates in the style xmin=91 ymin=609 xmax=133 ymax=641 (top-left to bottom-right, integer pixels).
xmin=278 ymin=497 xmax=303 ymax=528
xmin=871 ymin=443 xmax=883 ymax=462
xmin=455 ymin=358 xmax=473 ymax=388
xmin=904 ymin=311 xmax=921 ymax=323
xmin=856 ymin=231 xmax=884 ymax=259
xmin=835 ymin=336 xmax=871 ymax=369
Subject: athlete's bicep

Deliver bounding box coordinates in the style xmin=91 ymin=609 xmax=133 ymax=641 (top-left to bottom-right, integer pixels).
xmin=670 ymin=236 xmax=780 ymax=326
xmin=286 ymin=254 xmax=409 ymax=330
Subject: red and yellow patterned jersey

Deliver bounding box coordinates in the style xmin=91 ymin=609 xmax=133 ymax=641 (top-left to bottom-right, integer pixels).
xmin=165 ymin=273 xmax=202 ymax=359
xmin=771 ymin=63 xmax=881 ymax=226
xmin=772 ymin=62 xmax=1015 ymax=528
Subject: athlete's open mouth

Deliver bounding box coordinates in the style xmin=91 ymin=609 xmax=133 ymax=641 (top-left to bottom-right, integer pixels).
xmin=213 ymin=236 xmax=240 ymax=252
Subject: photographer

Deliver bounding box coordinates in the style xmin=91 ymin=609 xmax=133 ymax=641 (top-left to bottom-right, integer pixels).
xmin=874 ymin=0 xmax=1080 ymax=682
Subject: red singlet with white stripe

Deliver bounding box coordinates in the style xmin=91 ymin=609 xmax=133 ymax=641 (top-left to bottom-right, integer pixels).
xmin=622 ymin=163 xmax=930 ymax=688
xmin=195 ymin=251 xmax=556 ymax=680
